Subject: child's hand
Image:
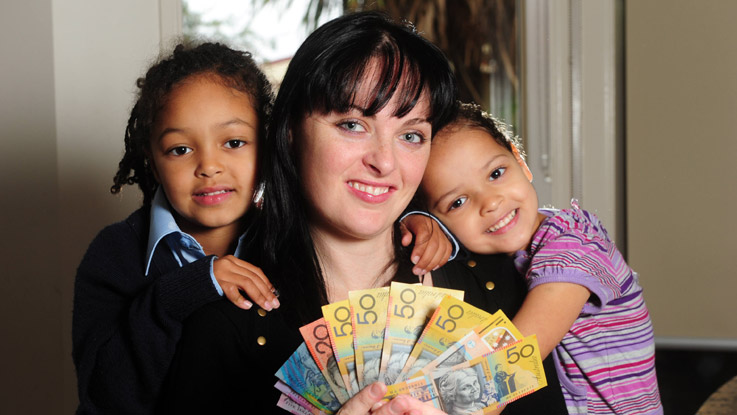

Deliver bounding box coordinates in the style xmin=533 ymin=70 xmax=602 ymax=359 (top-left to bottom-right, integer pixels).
xmin=213 ymin=256 xmax=280 ymax=311
xmin=400 ymin=214 xmax=452 ymax=276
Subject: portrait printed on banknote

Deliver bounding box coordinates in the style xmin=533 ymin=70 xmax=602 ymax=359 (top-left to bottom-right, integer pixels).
xmin=435 ymin=365 xmax=495 ymax=415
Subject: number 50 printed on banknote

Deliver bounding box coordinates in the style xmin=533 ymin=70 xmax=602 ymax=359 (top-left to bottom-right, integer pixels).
xmin=385 ymin=335 xmax=547 ymax=414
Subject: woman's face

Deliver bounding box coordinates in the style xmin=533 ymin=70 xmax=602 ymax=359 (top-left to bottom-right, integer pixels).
xmin=297 ymin=78 xmax=432 ymax=242
xmin=455 ymin=374 xmax=480 ymax=404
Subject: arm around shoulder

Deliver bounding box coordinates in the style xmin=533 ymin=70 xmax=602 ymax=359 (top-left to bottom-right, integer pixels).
xmin=511 ymin=282 xmax=590 ymax=359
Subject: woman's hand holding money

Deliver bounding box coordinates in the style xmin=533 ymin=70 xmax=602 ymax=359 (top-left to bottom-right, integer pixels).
xmin=337 ymin=382 xmax=447 ymax=415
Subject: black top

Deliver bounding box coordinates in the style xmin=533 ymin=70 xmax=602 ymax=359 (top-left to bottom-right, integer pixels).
xmin=158 ymin=253 xmax=567 ymax=414
xmin=73 ymin=208 xmax=222 ymax=414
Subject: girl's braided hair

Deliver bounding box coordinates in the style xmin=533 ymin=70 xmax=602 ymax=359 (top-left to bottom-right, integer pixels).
xmin=110 ymin=41 xmax=273 ymax=206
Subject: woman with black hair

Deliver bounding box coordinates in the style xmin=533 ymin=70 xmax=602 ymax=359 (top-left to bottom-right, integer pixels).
xmin=159 ymin=11 xmax=568 ymax=415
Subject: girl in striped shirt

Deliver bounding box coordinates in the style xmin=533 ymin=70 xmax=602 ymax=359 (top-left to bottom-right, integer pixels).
xmin=418 ymin=102 xmax=663 ymax=414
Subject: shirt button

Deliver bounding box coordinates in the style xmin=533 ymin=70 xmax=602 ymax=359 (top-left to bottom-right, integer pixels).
xmin=467 ymin=260 xmax=477 ymax=268
xmin=257 ymin=308 xmax=267 ymax=317
xmin=485 ymin=281 xmax=495 ymax=291
xmin=257 ymin=336 xmax=267 ymax=346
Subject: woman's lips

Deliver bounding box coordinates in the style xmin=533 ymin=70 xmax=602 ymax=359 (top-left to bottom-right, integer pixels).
xmin=347 ymin=180 xmax=393 ymax=203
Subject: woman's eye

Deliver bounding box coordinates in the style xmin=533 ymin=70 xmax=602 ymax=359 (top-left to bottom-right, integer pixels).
xmin=489 ymin=167 xmax=506 ymax=181
xmin=450 ymin=196 xmax=467 ymax=210
xmin=224 ymin=139 xmax=246 ymax=149
xmin=168 ymin=146 xmax=191 ymax=156
xmin=338 ymin=121 xmax=365 ymax=132
xmin=400 ymin=132 xmax=425 ymax=144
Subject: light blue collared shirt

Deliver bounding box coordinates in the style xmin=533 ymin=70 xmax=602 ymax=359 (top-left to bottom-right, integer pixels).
xmin=145 ymin=188 xmax=248 ymax=295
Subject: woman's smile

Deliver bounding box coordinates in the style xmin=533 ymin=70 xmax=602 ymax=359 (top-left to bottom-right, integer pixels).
xmin=347 ymin=180 xmax=394 ymax=202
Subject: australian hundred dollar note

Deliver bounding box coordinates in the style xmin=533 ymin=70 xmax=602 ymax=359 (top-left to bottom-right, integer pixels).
xmin=349 ymin=287 xmax=389 ymax=389
xmin=378 ymin=282 xmax=463 ymax=385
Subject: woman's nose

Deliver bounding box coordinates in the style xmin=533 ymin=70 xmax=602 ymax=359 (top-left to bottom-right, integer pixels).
xmin=364 ymin=136 xmax=396 ymax=176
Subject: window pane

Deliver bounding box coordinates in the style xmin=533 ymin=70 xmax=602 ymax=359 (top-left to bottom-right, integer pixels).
xmin=182 ymin=0 xmax=341 ymax=87
xmin=181 ymin=1 xmax=520 ymax=128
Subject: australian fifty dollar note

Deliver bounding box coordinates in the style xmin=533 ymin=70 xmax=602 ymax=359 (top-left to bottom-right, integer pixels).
xmin=349 ymin=287 xmax=389 ymax=389
xmin=378 ymin=282 xmax=463 ymax=385
xmin=385 ymin=335 xmax=547 ymax=413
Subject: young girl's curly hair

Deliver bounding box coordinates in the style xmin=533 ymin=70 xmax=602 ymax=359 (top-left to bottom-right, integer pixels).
xmin=111 ymin=41 xmax=273 ymax=206
xmin=442 ymin=101 xmax=525 ymax=157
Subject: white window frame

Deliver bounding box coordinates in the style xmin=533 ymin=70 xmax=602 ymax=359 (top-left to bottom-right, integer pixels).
xmin=522 ymin=0 xmax=624 ymax=248
xmin=159 ymin=0 xmax=182 ymax=45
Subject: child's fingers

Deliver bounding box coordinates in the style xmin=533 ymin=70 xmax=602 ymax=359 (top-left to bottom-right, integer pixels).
xmin=411 ymin=223 xmax=441 ymax=273
xmin=426 ymin=239 xmax=451 ymax=270
xmin=214 ymin=257 xmax=280 ymax=310
xmin=237 ymin=269 xmax=281 ymax=310
xmin=226 ymin=256 xmax=276 ymax=292
xmin=438 ymin=241 xmax=452 ymax=267
xmin=399 ymin=222 xmax=414 ymax=247
xmin=413 ymin=233 xmax=452 ymax=274
xmin=412 ymin=238 xmax=436 ymax=275
xmin=410 ymin=238 xmax=428 ymax=270
xmin=225 ymin=277 xmax=277 ymax=311
xmin=237 ymin=275 xmax=279 ymax=311
xmin=238 ymin=277 xmax=277 ymax=311
xmin=409 ymin=225 xmax=433 ymax=267
xmin=222 ymin=283 xmax=253 ymax=310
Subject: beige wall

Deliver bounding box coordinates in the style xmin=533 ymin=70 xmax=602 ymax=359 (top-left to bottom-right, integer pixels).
xmin=0 ymin=1 xmax=62 ymax=412
xmin=627 ymin=0 xmax=737 ymax=342
xmin=1 ymin=0 xmax=160 ymax=412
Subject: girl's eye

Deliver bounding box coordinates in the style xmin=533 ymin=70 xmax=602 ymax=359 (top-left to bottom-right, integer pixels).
xmin=400 ymin=132 xmax=425 ymax=144
xmin=489 ymin=167 xmax=506 ymax=181
xmin=338 ymin=120 xmax=366 ymax=132
xmin=168 ymin=146 xmax=191 ymax=156
xmin=450 ymin=196 xmax=467 ymax=211
xmin=224 ymin=139 xmax=246 ymax=149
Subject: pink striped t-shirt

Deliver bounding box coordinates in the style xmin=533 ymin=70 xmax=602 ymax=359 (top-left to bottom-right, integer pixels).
xmin=514 ymin=203 xmax=663 ymax=414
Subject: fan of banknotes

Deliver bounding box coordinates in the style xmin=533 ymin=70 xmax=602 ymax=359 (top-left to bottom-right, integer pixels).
xmin=274 ymin=281 xmax=547 ymax=415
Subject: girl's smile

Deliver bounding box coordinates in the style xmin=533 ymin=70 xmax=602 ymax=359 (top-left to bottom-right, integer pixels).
xmin=192 ymin=186 xmax=236 ymax=206
xmin=485 ymin=208 xmax=519 ymax=234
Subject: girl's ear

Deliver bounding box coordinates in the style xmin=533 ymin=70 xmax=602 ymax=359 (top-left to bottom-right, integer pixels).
xmin=511 ymin=145 xmax=533 ymax=182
